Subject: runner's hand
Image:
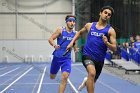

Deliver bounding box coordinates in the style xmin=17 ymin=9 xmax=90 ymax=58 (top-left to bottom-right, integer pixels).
xmin=66 ymin=43 xmax=73 ymax=50
xmin=54 ymin=45 xmax=60 ymax=49
xmin=102 ymin=35 xmax=108 ymax=44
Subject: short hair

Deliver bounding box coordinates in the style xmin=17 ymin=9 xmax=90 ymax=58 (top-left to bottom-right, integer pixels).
xmin=100 ymin=6 xmax=114 ymax=16
xmin=65 ymin=15 xmax=76 ymax=21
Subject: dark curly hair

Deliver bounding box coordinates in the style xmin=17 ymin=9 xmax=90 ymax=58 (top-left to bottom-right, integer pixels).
xmin=100 ymin=6 xmax=114 ymax=16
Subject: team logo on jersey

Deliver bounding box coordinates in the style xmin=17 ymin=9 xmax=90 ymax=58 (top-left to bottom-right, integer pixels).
xmin=63 ymin=36 xmax=73 ymax=40
xmin=91 ymin=32 xmax=104 ymax=37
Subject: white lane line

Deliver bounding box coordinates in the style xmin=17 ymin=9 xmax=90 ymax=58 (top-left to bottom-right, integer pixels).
xmin=0 ymin=67 xmax=20 ymax=77
xmin=68 ymin=78 xmax=79 ymax=93
xmin=1 ymin=82 xmax=60 ymax=85
xmin=98 ymin=80 xmax=121 ymax=93
xmin=0 ymin=67 xmax=7 ymax=70
xmin=0 ymin=66 xmax=31 ymax=86
xmin=37 ymin=66 xmax=46 ymax=93
xmin=0 ymin=67 xmax=33 ymax=93
xmin=74 ymin=66 xmax=121 ymax=93
xmin=31 ymin=71 xmax=42 ymax=93
xmin=59 ymin=65 xmax=79 ymax=93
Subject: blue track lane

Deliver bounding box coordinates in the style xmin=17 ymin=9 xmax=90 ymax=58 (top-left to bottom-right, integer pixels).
xmin=0 ymin=63 xmax=140 ymax=93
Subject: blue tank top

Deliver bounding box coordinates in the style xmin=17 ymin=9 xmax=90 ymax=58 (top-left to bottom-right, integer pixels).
xmin=53 ymin=27 xmax=76 ymax=58
xmin=134 ymin=41 xmax=140 ymax=49
xmin=134 ymin=41 xmax=140 ymax=51
xmin=83 ymin=22 xmax=110 ymax=62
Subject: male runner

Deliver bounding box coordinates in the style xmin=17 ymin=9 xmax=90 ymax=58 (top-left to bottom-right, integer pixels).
xmin=66 ymin=6 xmax=117 ymax=93
xmin=48 ymin=15 xmax=78 ymax=93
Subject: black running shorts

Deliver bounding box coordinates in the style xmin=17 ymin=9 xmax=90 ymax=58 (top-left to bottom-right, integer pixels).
xmin=82 ymin=55 xmax=104 ymax=82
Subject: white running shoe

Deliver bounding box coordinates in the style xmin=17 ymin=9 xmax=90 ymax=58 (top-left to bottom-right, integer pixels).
xmin=78 ymin=77 xmax=87 ymax=91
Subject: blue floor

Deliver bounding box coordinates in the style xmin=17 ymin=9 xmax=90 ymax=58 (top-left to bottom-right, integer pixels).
xmin=0 ymin=62 xmax=140 ymax=93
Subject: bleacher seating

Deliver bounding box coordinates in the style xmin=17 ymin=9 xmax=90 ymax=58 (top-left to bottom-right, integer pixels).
xmin=106 ymin=48 xmax=140 ymax=74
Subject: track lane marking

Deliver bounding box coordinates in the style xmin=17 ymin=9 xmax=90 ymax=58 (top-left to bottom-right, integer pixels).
xmin=0 ymin=67 xmax=20 ymax=77
xmin=37 ymin=66 xmax=46 ymax=93
xmin=0 ymin=67 xmax=33 ymax=93
xmin=74 ymin=66 xmax=121 ymax=93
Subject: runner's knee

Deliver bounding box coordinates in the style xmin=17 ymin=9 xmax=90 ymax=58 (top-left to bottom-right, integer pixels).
xmin=88 ymin=70 xmax=96 ymax=78
xmin=62 ymin=72 xmax=69 ymax=81
xmin=87 ymin=65 xmax=96 ymax=78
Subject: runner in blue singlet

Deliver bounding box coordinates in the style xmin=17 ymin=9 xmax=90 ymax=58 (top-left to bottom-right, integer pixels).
xmin=66 ymin=6 xmax=117 ymax=93
xmin=48 ymin=15 xmax=78 ymax=93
